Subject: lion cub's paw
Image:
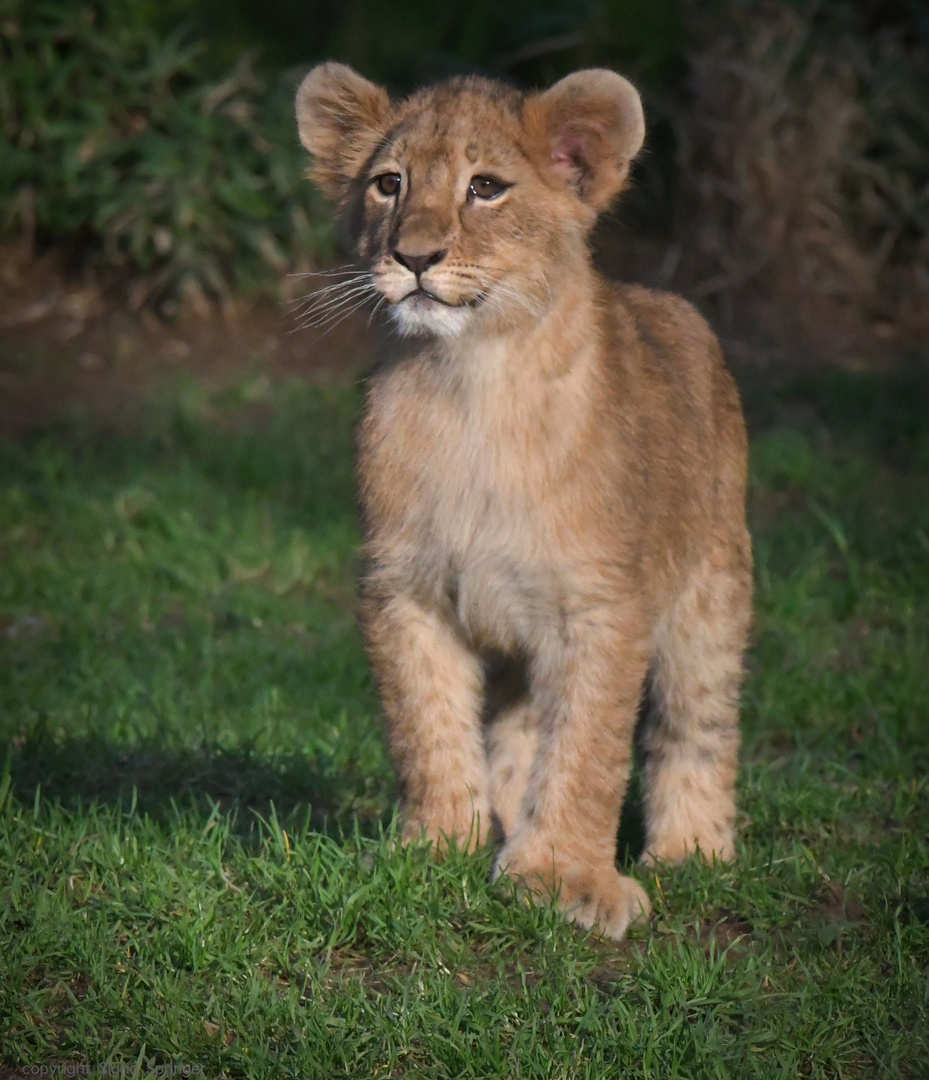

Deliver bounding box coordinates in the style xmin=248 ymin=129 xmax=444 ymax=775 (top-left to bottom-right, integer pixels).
xmin=559 ymin=867 xmax=651 ymax=940
xmin=494 ymin=849 xmax=651 ymax=941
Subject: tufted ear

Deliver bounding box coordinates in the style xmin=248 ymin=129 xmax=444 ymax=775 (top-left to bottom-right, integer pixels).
xmin=295 ymin=63 xmax=391 ymax=202
xmin=525 ymin=69 xmax=645 ymax=213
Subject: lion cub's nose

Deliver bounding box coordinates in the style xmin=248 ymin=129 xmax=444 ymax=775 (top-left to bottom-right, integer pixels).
xmin=393 ymin=249 xmax=448 ymax=276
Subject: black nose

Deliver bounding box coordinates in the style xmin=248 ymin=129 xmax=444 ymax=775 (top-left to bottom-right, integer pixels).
xmin=393 ymin=249 xmax=447 ymax=276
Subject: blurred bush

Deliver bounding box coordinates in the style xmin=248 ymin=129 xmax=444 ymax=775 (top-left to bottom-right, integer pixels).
xmin=0 ymin=0 xmax=333 ymax=303
xmin=0 ymin=0 xmax=926 ymax=337
xmin=678 ymin=0 xmax=929 ymax=337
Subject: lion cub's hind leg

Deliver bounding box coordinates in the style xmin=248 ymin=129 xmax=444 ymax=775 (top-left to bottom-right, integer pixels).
xmin=482 ymin=657 xmax=539 ymax=841
xmin=641 ymin=545 xmax=752 ymax=866
xmin=486 ymin=701 xmax=539 ymax=841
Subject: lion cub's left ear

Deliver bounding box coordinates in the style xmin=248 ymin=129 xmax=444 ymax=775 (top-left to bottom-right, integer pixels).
xmin=526 ymin=69 xmax=645 ymax=213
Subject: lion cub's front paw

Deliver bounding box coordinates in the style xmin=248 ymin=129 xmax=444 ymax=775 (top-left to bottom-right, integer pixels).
xmin=494 ymin=847 xmax=651 ymax=941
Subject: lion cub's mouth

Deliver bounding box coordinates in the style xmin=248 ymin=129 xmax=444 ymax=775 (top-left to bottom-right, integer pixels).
xmin=400 ymin=287 xmax=483 ymax=310
xmin=388 ymin=285 xmax=485 ymax=337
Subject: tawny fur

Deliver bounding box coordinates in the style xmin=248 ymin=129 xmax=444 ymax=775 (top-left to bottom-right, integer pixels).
xmin=296 ymin=63 xmax=752 ymax=940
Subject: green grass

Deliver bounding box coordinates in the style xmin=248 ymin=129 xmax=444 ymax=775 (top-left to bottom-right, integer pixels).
xmin=1 ymin=363 xmax=928 ymax=1077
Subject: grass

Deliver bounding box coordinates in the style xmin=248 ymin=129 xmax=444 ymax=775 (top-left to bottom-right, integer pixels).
xmin=1 ymin=360 xmax=928 ymax=1077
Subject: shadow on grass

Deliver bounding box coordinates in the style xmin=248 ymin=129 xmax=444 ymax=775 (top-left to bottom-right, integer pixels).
xmin=0 ymin=379 xmax=379 ymax=834
xmin=6 ymin=731 xmax=390 ymax=838
xmin=7 ymin=728 xmax=651 ymax=860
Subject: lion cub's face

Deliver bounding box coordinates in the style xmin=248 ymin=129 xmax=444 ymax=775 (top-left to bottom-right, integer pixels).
xmin=355 ymin=86 xmax=562 ymax=339
xmin=296 ymin=66 xmax=646 ymax=338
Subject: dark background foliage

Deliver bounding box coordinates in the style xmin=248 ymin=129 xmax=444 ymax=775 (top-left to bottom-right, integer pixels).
xmin=0 ymin=0 xmax=927 ymax=331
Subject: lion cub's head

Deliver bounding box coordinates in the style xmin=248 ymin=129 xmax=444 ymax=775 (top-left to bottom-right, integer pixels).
xmin=296 ymin=65 xmax=644 ymax=338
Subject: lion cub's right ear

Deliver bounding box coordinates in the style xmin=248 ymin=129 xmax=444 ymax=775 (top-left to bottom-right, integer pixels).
xmin=295 ymin=63 xmax=391 ymax=202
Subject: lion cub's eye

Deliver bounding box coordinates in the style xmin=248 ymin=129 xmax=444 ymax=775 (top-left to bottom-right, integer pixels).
xmin=469 ymin=175 xmax=508 ymax=201
xmin=374 ymin=173 xmax=402 ymax=197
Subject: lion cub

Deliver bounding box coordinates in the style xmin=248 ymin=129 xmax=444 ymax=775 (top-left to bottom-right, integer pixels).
xmin=296 ymin=63 xmax=752 ymax=940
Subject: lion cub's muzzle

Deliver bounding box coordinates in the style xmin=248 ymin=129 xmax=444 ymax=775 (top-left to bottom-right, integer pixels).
xmin=390 ymin=249 xmax=477 ymax=308
xmin=373 ymin=247 xmax=484 ymax=336
xmin=372 ymin=262 xmax=479 ymax=337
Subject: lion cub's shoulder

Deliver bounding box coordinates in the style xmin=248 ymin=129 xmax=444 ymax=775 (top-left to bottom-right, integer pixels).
xmin=595 ymin=281 xmax=745 ymax=477
xmin=609 ymin=283 xmax=721 ymax=364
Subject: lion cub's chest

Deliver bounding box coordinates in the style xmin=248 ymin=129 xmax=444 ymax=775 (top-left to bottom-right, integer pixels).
xmin=361 ymin=357 xmax=588 ymax=648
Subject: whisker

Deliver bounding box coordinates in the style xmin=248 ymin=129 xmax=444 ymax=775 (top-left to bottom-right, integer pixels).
xmin=293 ymin=283 xmax=380 ymax=334
xmin=292 ymin=280 xmax=377 ymax=319
xmin=285 ymin=263 xmax=362 ymax=279
xmin=493 ymin=274 xmax=546 ymax=314
xmin=487 ymin=280 xmax=545 ymax=322
xmin=305 ymin=293 xmax=378 ymax=335
xmin=288 ymin=277 xmax=374 ymax=312
xmin=366 ymin=294 xmax=388 ymax=329
xmin=288 ymin=271 xmax=374 ymax=301
xmin=296 ymin=297 xmax=375 ymax=333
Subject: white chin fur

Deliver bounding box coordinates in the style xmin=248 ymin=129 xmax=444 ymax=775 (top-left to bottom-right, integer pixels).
xmin=389 ymin=296 xmax=473 ymax=338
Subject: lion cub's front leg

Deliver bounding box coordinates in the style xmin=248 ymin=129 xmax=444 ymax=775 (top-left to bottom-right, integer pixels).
xmin=493 ymin=614 xmax=651 ymax=940
xmin=361 ymin=591 xmax=493 ymax=852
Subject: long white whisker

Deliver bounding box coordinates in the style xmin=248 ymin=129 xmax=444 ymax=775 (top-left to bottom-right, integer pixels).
xmin=304 ymin=293 xmax=378 ymax=335
xmin=285 ymin=263 xmax=361 ymax=279
xmin=289 ymin=278 xmax=374 ymax=313
xmin=488 ymin=281 xmax=545 ymax=321
xmin=366 ymin=294 xmax=388 ymax=329
xmin=490 ymin=291 xmax=525 ymax=331
xmin=500 ymin=279 xmax=546 ymax=317
xmin=296 ymin=298 xmax=374 ymax=334
xmin=293 ymin=283 xmax=380 ymax=334
xmin=287 ymin=274 xmax=374 ymax=311
xmin=296 ymin=272 xmax=371 ymax=291
xmin=497 ymin=290 xmax=543 ymax=325
xmin=310 ymin=287 xmax=377 ymax=322
xmin=293 ymin=282 xmax=378 ymax=323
